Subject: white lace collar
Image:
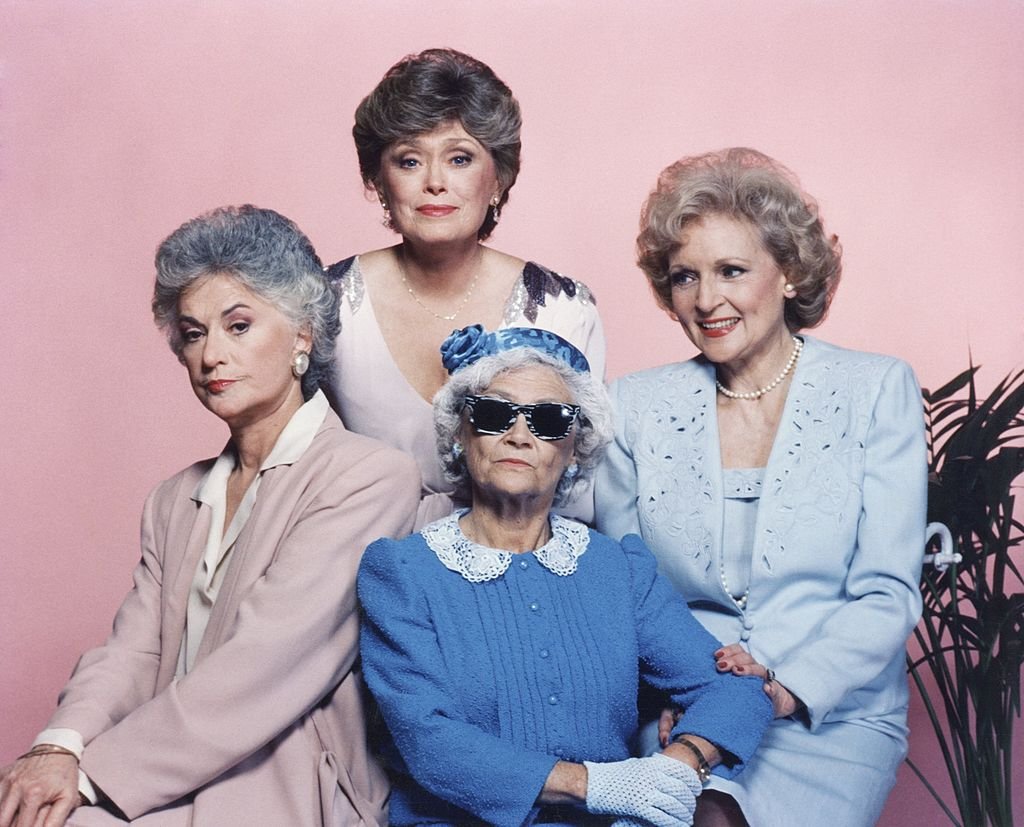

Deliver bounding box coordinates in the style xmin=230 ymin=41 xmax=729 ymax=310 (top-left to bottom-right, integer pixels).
xmin=421 ymin=510 xmax=590 ymax=583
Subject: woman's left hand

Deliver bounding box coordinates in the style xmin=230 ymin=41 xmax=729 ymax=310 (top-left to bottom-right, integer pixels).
xmin=714 ymin=643 xmax=802 ymax=719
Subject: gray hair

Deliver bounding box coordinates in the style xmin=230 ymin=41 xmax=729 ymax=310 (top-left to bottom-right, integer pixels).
xmin=352 ymin=48 xmax=522 ymax=241
xmin=433 ymin=349 xmax=613 ymax=507
xmin=637 ymin=147 xmax=842 ymax=330
xmin=152 ymin=205 xmax=339 ymax=399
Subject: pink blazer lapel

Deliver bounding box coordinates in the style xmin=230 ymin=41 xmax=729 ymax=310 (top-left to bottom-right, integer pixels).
xmin=155 ymin=492 xmax=213 ymax=689
xmin=193 ymin=463 xmax=293 ymax=662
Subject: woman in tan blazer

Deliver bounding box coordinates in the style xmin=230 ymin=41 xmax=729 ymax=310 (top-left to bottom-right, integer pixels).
xmin=0 ymin=206 xmax=421 ymax=827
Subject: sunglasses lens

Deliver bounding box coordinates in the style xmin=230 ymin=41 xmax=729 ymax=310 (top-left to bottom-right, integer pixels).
xmin=530 ymin=403 xmax=576 ymax=440
xmin=469 ymin=398 xmax=516 ymax=434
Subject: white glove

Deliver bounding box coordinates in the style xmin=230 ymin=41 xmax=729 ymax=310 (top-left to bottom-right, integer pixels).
xmin=584 ymin=753 xmax=703 ymax=827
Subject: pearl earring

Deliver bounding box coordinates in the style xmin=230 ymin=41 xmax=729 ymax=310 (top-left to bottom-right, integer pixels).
xmin=452 ymin=442 xmax=464 ymax=459
xmin=784 ymin=282 xmax=796 ymax=294
xmin=490 ymin=195 xmax=501 ymax=225
xmin=292 ymin=352 xmax=310 ymax=378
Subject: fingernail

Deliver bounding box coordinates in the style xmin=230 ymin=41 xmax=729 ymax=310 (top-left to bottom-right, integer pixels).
xmin=714 ymin=649 xmax=724 ymax=658
xmin=735 ymin=666 xmax=745 ymax=674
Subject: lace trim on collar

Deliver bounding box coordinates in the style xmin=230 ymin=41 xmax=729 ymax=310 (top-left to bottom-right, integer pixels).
xmin=421 ymin=510 xmax=590 ymax=583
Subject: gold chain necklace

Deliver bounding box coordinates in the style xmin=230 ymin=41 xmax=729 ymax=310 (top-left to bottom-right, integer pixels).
xmin=398 ymin=255 xmax=481 ymax=322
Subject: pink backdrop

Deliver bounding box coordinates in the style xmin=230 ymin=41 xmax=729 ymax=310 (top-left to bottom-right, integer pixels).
xmin=2 ymin=2 xmax=1022 ymax=824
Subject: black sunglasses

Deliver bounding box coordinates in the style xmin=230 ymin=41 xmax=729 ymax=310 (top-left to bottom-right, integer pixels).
xmin=464 ymin=395 xmax=580 ymax=441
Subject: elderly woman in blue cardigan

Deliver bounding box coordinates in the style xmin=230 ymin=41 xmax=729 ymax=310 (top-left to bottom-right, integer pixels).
xmin=358 ymin=325 xmax=772 ymax=826
xmin=595 ymin=149 xmax=927 ymax=826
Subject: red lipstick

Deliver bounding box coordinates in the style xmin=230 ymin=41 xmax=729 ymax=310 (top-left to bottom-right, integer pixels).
xmin=698 ymin=318 xmax=739 ymax=338
xmin=417 ymin=205 xmax=456 ymax=217
xmin=205 ymin=379 xmax=237 ymax=394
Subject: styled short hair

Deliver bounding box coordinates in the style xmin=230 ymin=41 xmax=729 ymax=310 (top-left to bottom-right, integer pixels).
xmin=352 ymin=48 xmax=522 ymax=241
xmin=637 ymin=147 xmax=842 ymax=330
xmin=152 ymin=205 xmax=340 ymax=399
xmin=433 ymin=349 xmax=613 ymax=507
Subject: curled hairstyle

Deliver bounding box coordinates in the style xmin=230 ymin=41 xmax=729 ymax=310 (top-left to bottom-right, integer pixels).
xmin=152 ymin=205 xmax=340 ymax=399
xmin=353 ymin=48 xmax=522 ymax=241
xmin=637 ymin=148 xmax=842 ymax=330
xmin=433 ymin=349 xmax=613 ymax=507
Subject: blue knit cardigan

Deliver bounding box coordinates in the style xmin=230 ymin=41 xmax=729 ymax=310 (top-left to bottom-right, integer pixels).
xmin=357 ymin=521 xmax=772 ymax=826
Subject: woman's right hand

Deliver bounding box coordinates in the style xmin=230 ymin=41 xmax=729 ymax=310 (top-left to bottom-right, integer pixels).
xmin=584 ymin=753 xmax=702 ymax=827
xmin=0 ymin=752 xmax=80 ymax=827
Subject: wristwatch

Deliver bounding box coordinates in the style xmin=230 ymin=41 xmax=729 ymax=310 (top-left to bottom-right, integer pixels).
xmin=672 ymin=735 xmax=711 ymax=783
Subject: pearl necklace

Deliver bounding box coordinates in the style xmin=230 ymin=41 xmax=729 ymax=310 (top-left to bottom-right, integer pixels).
xmin=716 ymin=336 xmax=803 ymax=400
xmin=719 ymin=560 xmax=749 ymax=610
xmin=399 ymin=261 xmax=481 ymax=322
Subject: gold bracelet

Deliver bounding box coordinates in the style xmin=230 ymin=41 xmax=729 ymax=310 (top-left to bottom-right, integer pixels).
xmin=17 ymin=745 xmax=79 ymax=762
xmin=671 ymin=735 xmax=711 ymax=783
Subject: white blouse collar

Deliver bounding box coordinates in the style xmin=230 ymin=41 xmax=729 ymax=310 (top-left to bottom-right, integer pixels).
xmin=421 ymin=509 xmax=590 ymax=583
xmin=191 ymin=390 xmax=329 ymax=504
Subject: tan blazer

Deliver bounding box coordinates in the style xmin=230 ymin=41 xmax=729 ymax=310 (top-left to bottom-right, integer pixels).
xmin=49 ymin=409 xmax=420 ymax=826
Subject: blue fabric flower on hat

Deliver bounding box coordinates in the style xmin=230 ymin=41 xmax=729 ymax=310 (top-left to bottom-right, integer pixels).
xmin=440 ymin=324 xmax=590 ymax=374
xmin=440 ymin=324 xmax=497 ymax=373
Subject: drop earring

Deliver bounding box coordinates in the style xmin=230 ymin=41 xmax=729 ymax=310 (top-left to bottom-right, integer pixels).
xmin=378 ymin=194 xmax=393 ymax=230
xmin=489 ymin=194 xmax=501 ymax=225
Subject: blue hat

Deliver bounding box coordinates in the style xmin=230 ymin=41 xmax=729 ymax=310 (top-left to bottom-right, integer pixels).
xmin=440 ymin=324 xmax=590 ymax=375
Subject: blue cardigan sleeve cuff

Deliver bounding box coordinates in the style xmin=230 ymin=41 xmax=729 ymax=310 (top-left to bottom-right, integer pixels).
xmin=622 ymin=533 xmax=773 ymax=777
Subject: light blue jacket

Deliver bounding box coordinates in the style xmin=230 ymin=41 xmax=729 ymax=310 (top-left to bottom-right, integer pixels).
xmin=595 ymin=336 xmax=927 ymax=736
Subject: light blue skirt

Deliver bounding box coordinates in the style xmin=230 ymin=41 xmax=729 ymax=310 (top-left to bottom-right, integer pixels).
xmin=639 ymin=716 xmax=905 ymax=827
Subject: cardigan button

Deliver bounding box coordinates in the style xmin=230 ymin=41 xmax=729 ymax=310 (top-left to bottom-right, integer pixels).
xmin=548 ymin=694 xmax=559 ymax=705
xmin=529 ymin=601 xmax=539 ymax=612
xmin=519 ymin=559 xmax=529 ymax=569
xmin=539 ymin=649 xmax=550 ymax=659
xmin=740 ymin=630 xmax=751 ymax=642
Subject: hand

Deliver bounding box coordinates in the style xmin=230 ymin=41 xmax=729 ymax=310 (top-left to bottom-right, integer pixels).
xmin=657 ymin=707 xmax=682 ymax=748
xmin=714 ymin=643 xmax=802 ymax=719
xmin=0 ymin=753 xmax=80 ymax=827
xmin=585 ymin=753 xmax=702 ymax=827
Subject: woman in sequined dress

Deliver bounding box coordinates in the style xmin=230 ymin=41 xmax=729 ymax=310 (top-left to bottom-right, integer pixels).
xmin=595 ymin=148 xmax=927 ymax=826
xmin=326 ymin=48 xmax=604 ymax=528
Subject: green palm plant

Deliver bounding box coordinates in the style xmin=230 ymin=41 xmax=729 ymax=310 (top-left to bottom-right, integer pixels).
xmin=907 ymin=364 xmax=1024 ymax=826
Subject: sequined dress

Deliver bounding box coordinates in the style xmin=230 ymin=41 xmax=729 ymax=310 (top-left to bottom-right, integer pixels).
xmin=326 ymin=256 xmax=605 ymax=528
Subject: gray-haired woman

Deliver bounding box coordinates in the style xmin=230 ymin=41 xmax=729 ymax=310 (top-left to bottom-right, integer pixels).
xmin=327 ymin=48 xmax=605 ymax=528
xmin=357 ymin=325 xmax=771 ymax=826
xmin=0 ymin=206 xmax=420 ymax=827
